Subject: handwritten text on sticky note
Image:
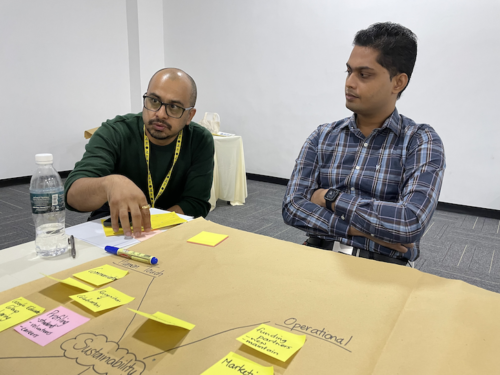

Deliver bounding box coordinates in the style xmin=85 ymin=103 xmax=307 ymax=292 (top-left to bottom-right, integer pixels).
xmin=73 ymin=265 xmax=128 ymax=286
xmin=128 ymin=309 xmax=195 ymax=330
xmin=0 ymin=297 xmax=45 ymax=333
xmin=14 ymin=306 xmax=89 ymax=346
xmin=70 ymin=287 xmax=134 ymax=312
xmin=237 ymin=324 xmax=306 ymax=362
xmin=187 ymin=231 xmax=228 ymax=247
xmin=201 ymin=352 xmax=274 ymax=375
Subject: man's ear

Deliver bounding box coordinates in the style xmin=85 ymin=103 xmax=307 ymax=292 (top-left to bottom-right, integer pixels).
xmin=392 ymin=73 xmax=409 ymax=96
xmin=187 ymin=108 xmax=197 ymax=124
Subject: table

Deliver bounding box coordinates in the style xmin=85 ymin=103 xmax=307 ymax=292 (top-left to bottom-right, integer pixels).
xmin=0 ymin=208 xmax=190 ymax=293
xmin=0 ymin=238 xmax=107 ymax=293
xmin=209 ymin=135 xmax=248 ymax=211
xmin=1 ymin=218 xmax=500 ymax=374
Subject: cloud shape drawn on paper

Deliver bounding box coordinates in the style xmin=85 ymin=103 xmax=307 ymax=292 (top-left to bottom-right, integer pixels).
xmin=61 ymin=333 xmax=146 ymax=375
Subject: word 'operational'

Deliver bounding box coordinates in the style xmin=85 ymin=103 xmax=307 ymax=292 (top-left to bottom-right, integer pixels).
xmin=283 ymin=317 xmax=353 ymax=347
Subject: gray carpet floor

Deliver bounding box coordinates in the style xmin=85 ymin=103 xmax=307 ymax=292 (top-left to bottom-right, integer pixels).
xmin=1 ymin=179 xmax=500 ymax=294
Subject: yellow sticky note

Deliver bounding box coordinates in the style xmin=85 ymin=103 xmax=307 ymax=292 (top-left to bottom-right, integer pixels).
xmin=73 ymin=265 xmax=128 ymax=286
xmin=101 ymin=213 xmax=186 ymax=236
xmin=150 ymin=212 xmax=187 ymax=229
xmin=101 ymin=219 xmax=127 ymax=237
xmin=187 ymin=231 xmax=228 ymax=246
xmin=70 ymin=287 xmax=134 ymax=312
xmin=237 ymin=324 xmax=306 ymax=362
xmin=202 ymin=352 xmax=274 ymax=375
xmin=42 ymin=274 xmax=95 ymax=292
xmin=0 ymin=297 xmax=45 ymax=333
xmin=128 ymin=309 xmax=195 ymax=330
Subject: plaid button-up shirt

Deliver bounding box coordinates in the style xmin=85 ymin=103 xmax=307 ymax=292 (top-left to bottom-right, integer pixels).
xmin=282 ymin=109 xmax=445 ymax=261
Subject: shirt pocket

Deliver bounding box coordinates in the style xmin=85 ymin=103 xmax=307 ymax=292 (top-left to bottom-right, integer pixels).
xmin=361 ymin=148 xmax=404 ymax=202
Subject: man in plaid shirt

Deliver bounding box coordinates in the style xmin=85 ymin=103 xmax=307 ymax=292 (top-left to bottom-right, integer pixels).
xmin=282 ymin=22 xmax=445 ymax=267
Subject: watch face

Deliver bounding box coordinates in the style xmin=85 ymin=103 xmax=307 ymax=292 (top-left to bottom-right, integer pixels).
xmin=325 ymin=189 xmax=336 ymax=201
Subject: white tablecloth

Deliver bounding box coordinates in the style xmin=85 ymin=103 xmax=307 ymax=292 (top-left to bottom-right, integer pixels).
xmin=209 ymin=135 xmax=247 ymax=211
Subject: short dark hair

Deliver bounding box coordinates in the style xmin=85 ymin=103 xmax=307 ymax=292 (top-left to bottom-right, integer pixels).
xmin=353 ymin=22 xmax=417 ymax=98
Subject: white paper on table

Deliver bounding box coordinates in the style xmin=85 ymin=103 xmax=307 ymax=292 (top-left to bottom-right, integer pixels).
xmin=65 ymin=209 xmax=192 ymax=249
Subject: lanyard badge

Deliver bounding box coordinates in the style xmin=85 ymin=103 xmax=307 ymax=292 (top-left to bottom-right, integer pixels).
xmin=143 ymin=125 xmax=183 ymax=208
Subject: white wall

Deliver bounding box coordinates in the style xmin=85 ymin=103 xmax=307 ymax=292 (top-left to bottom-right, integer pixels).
xmin=0 ymin=0 xmax=166 ymax=180
xmin=162 ymin=0 xmax=500 ymax=210
xmin=137 ymin=0 xmax=165 ymax=96
xmin=2 ymin=0 xmax=499 ymax=210
xmin=0 ymin=1 xmax=132 ymax=179
xmin=127 ymin=0 xmax=166 ymax=112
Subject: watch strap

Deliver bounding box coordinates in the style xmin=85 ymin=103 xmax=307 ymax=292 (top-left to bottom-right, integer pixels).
xmin=324 ymin=188 xmax=341 ymax=211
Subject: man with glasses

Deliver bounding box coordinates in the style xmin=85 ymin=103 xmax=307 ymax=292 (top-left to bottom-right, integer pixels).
xmin=65 ymin=68 xmax=214 ymax=238
xmin=282 ymin=23 xmax=445 ymax=267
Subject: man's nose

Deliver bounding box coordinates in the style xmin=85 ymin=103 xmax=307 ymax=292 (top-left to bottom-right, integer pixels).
xmin=156 ymin=104 xmax=170 ymax=118
xmin=345 ymin=74 xmax=356 ymax=89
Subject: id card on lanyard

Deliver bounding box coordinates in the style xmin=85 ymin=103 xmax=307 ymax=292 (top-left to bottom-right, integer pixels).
xmin=143 ymin=125 xmax=183 ymax=208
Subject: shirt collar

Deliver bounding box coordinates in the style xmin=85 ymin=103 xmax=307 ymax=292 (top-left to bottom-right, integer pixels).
xmin=383 ymin=108 xmax=402 ymax=136
xmin=344 ymin=108 xmax=402 ymax=137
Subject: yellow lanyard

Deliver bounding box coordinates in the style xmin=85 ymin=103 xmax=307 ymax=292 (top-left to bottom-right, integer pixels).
xmin=143 ymin=125 xmax=183 ymax=208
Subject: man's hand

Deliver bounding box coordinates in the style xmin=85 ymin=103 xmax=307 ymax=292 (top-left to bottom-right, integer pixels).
xmin=309 ymin=188 xmax=413 ymax=253
xmin=311 ymin=188 xmax=328 ymax=208
xmin=104 ymin=175 xmax=152 ymax=237
xmin=348 ymin=227 xmax=413 ymax=253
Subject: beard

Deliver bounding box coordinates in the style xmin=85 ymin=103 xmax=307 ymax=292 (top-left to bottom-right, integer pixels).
xmin=146 ymin=119 xmax=173 ymax=140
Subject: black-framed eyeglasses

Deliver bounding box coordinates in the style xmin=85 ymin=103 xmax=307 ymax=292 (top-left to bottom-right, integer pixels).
xmin=143 ymin=95 xmax=193 ymax=119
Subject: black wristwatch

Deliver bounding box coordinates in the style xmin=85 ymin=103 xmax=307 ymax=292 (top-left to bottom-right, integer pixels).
xmin=324 ymin=188 xmax=341 ymax=211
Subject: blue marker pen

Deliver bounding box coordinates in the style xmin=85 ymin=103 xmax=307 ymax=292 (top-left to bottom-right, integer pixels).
xmin=105 ymin=246 xmax=158 ymax=265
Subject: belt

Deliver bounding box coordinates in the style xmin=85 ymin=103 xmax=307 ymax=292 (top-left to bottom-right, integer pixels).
xmin=304 ymin=238 xmax=408 ymax=266
xmin=304 ymin=237 xmax=335 ymax=250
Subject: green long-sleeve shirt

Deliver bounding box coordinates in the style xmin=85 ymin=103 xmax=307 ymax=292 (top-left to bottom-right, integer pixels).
xmin=65 ymin=113 xmax=214 ymax=218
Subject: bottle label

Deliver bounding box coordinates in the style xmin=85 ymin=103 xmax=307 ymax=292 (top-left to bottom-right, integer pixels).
xmin=30 ymin=192 xmax=65 ymax=214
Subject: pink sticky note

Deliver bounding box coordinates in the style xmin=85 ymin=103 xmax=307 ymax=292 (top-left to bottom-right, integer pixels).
xmin=136 ymin=230 xmax=162 ymax=242
xmin=14 ymin=306 xmax=90 ymax=346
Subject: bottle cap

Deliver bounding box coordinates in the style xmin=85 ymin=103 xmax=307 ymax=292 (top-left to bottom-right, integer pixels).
xmin=35 ymin=153 xmax=53 ymax=164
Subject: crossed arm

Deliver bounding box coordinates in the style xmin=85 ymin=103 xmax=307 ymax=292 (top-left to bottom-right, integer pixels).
xmin=282 ymin=126 xmax=445 ymax=254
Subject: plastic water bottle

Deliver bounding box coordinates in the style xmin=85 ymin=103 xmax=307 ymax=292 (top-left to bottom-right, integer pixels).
xmin=29 ymin=154 xmax=68 ymax=257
